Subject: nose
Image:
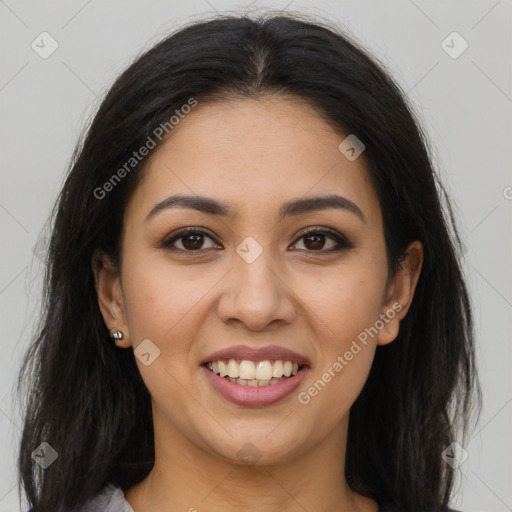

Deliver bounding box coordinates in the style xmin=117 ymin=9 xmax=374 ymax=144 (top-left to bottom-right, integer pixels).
xmin=216 ymin=246 xmax=297 ymax=331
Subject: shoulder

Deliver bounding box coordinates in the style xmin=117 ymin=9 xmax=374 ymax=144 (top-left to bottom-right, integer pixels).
xmin=75 ymin=483 xmax=134 ymax=512
xmin=379 ymin=505 xmax=463 ymax=512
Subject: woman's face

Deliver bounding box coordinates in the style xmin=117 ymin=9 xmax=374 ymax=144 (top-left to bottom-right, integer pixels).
xmin=97 ymin=95 xmax=421 ymax=466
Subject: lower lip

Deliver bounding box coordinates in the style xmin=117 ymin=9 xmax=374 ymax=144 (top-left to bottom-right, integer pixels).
xmin=201 ymin=365 xmax=309 ymax=407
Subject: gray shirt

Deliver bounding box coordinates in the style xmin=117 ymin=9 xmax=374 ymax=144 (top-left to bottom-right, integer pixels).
xmin=78 ymin=483 xmax=134 ymax=512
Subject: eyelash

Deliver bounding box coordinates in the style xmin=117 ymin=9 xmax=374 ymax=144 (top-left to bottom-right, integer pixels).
xmin=160 ymin=226 xmax=354 ymax=255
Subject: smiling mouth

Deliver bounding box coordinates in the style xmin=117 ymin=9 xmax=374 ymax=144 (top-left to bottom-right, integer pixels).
xmin=203 ymin=359 xmax=307 ymax=387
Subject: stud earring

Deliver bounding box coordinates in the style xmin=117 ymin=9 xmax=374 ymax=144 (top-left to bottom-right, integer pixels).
xmin=110 ymin=330 xmax=124 ymax=343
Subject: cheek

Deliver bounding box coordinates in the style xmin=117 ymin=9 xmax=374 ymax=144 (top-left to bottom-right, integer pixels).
xmin=119 ymin=253 xmax=206 ymax=400
xmin=298 ymin=260 xmax=387 ymax=344
xmin=335 ymin=275 xmax=385 ymax=338
xmin=295 ymin=269 xmax=383 ymax=426
xmin=120 ymin=249 xmax=221 ymax=362
xmin=293 ymin=255 xmax=386 ymax=403
xmin=121 ymin=247 xmax=175 ymax=327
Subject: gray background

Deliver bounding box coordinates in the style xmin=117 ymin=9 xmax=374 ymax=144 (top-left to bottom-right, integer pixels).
xmin=1 ymin=1 xmax=511 ymax=511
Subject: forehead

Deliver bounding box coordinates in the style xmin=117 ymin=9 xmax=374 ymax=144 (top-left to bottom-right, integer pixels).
xmin=126 ymin=95 xmax=381 ymax=225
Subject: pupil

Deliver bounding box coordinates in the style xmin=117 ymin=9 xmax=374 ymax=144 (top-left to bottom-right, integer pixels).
xmin=183 ymin=233 xmax=203 ymax=250
xmin=306 ymin=233 xmax=324 ymax=250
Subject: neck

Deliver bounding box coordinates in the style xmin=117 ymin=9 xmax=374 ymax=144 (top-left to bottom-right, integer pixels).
xmin=124 ymin=411 xmax=378 ymax=512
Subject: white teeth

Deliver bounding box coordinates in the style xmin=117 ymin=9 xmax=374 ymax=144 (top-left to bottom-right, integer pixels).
xmin=272 ymin=360 xmax=284 ymax=378
xmin=227 ymin=359 xmax=238 ymax=378
xmin=239 ymin=360 xmax=256 ymax=380
xmin=218 ymin=360 xmax=228 ymax=377
xmin=227 ymin=377 xmax=283 ymax=387
xmin=255 ymin=361 xmax=273 ymax=381
xmin=206 ymin=358 xmax=303 ymax=382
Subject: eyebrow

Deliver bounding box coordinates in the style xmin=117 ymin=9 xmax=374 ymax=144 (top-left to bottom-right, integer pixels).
xmin=145 ymin=194 xmax=365 ymax=223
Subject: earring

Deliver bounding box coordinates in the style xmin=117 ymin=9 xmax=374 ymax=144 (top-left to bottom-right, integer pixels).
xmin=110 ymin=330 xmax=124 ymax=343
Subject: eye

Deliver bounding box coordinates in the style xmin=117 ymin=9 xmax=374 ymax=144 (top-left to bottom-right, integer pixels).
xmin=160 ymin=226 xmax=354 ymax=254
xmin=161 ymin=227 xmax=221 ymax=252
xmin=290 ymin=228 xmax=354 ymax=253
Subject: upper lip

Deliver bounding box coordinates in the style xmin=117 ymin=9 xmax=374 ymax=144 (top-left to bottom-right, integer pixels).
xmin=200 ymin=344 xmax=311 ymax=366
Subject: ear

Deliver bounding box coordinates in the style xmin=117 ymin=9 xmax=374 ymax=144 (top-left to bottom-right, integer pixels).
xmin=377 ymin=240 xmax=423 ymax=346
xmin=91 ymin=249 xmax=131 ymax=348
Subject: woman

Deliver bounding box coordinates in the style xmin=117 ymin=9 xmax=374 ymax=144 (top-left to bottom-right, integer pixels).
xmin=17 ymin=11 xmax=480 ymax=512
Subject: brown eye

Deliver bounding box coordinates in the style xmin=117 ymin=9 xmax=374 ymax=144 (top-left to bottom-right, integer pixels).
xmin=161 ymin=228 xmax=221 ymax=252
xmin=291 ymin=228 xmax=354 ymax=253
xmin=181 ymin=232 xmax=205 ymax=250
xmin=302 ymin=232 xmax=329 ymax=251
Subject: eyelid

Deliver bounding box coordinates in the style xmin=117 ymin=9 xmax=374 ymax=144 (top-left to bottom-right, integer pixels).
xmin=294 ymin=225 xmax=349 ymax=240
xmin=160 ymin=226 xmax=220 ymax=248
xmin=291 ymin=226 xmax=354 ymax=251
